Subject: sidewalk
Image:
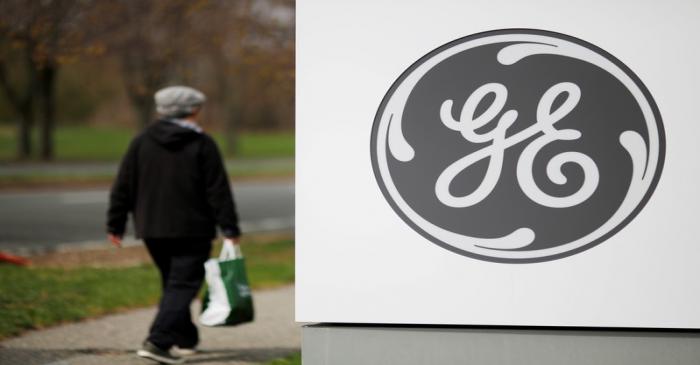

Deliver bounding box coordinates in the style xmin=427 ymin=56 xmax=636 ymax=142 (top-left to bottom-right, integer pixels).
xmin=0 ymin=286 xmax=299 ymax=365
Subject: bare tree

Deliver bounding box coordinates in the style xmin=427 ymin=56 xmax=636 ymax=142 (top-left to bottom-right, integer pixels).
xmin=0 ymin=0 xmax=296 ymax=162
xmin=0 ymin=0 xmax=94 ymax=160
xmin=103 ymin=0 xmax=212 ymax=128
xmin=100 ymin=0 xmax=295 ymax=140
xmin=196 ymin=0 xmax=295 ymax=155
xmin=0 ymin=1 xmax=44 ymax=159
xmin=0 ymin=36 xmax=37 ymax=159
xmin=202 ymin=0 xmax=255 ymax=155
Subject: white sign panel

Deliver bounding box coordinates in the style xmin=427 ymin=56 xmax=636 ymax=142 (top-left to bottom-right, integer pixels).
xmin=296 ymin=0 xmax=700 ymax=328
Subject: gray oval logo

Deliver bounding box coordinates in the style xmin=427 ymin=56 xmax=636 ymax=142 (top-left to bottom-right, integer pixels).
xmin=370 ymin=29 xmax=665 ymax=263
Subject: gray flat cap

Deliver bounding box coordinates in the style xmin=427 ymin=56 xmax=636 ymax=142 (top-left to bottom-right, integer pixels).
xmin=154 ymin=86 xmax=206 ymax=117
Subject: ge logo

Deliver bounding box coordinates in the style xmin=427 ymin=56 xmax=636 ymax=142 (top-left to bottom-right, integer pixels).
xmin=370 ymin=29 xmax=665 ymax=263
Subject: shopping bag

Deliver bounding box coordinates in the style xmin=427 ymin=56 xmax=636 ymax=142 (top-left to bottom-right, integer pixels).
xmin=200 ymin=238 xmax=254 ymax=326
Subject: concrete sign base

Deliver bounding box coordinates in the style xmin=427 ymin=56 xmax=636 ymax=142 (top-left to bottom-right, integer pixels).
xmin=302 ymin=324 xmax=700 ymax=365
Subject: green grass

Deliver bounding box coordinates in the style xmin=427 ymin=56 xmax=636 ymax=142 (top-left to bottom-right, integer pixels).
xmin=0 ymin=125 xmax=294 ymax=161
xmin=0 ymin=264 xmax=160 ymax=340
xmin=217 ymin=238 xmax=295 ymax=289
xmin=0 ymin=161 xmax=294 ymax=189
xmin=55 ymin=126 xmax=136 ymax=161
xmin=0 ymin=238 xmax=294 ymax=339
xmin=214 ymin=132 xmax=296 ymax=160
xmin=266 ymin=352 xmax=302 ymax=365
xmin=0 ymin=125 xmax=294 ymax=187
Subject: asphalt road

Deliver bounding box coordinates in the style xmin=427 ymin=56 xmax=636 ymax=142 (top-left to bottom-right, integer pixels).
xmin=0 ymin=180 xmax=294 ymax=254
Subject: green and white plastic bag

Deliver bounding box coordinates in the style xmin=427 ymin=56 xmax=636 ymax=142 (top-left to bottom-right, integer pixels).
xmin=200 ymin=239 xmax=254 ymax=326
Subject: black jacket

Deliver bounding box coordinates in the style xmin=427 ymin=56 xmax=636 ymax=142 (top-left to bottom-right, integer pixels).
xmin=107 ymin=119 xmax=241 ymax=239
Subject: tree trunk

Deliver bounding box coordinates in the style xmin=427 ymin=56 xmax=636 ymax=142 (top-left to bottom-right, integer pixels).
xmin=225 ymin=101 xmax=241 ymax=157
xmin=0 ymin=52 xmax=37 ymax=160
xmin=219 ymin=70 xmax=239 ymax=157
xmin=135 ymin=95 xmax=153 ymax=128
xmin=130 ymin=94 xmax=153 ymax=129
xmin=16 ymin=106 xmax=33 ymax=159
xmin=120 ymin=51 xmax=160 ymax=129
xmin=38 ymin=65 xmax=57 ymax=161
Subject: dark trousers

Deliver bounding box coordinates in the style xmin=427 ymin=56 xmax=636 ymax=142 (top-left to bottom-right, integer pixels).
xmin=144 ymin=238 xmax=212 ymax=349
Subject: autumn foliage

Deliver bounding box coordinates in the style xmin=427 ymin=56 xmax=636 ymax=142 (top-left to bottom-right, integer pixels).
xmin=0 ymin=0 xmax=294 ymax=160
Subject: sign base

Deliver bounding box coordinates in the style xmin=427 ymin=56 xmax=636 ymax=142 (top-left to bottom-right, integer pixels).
xmin=302 ymin=324 xmax=700 ymax=365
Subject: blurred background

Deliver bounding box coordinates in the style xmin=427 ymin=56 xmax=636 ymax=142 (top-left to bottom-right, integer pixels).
xmin=0 ymin=3 xmax=298 ymax=361
xmin=0 ymin=0 xmax=296 ymax=253
xmin=0 ymin=0 xmax=294 ymax=163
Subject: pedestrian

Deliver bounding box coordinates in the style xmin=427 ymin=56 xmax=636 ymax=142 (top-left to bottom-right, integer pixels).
xmin=106 ymin=85 xmax=241 ymax=364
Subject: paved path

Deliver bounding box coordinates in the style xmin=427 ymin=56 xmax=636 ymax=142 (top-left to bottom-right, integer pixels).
xmin=0 ymin=181 xmax=294 ymax=255
xmin=0 ymin=286 xmax=299 ymax=365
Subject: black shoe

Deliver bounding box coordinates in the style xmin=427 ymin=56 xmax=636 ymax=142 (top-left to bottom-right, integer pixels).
xmin=136 ymin=341 xmax=185 ymax=364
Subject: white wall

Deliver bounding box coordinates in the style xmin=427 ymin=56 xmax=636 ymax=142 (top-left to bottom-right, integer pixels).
xmin=296 ymin=0 xmax=700 ymax=327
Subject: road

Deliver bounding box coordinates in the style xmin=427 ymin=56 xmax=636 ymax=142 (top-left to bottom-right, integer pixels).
xmin=0 ymin=180 xmax=294 ymax=254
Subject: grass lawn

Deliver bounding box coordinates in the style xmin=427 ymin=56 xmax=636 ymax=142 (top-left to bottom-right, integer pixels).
xmin=0 ymin=125 xmax=294 ymax=162
xmin=0 ymin=264 xmax=160 ymax=341
xmin=0 ymin=237 xmax=294 ymax=340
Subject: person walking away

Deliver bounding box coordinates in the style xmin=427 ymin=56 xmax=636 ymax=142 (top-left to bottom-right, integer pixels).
xmin=106 ymin=86 xmax=241 ymax=364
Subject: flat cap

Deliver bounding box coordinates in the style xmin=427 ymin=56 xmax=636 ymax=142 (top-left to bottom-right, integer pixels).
xmin=154 ymin=86 xmax=206 ymax=118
